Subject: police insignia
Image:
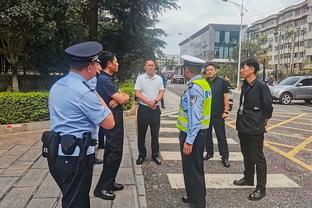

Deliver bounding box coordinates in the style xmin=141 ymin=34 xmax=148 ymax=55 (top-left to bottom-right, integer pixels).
xmin=191 ymin=95 xmax=197 ymax=105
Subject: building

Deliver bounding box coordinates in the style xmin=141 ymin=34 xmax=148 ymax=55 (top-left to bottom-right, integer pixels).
xmin=178 ymin=24 xmax=247 ymax=63
xmin=156 ymin=53 xmax=180 ymax=70
xmin=249 ymin=0 xmax=312 ymax=73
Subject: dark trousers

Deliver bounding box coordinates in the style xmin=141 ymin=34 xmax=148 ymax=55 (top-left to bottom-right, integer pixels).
xmin=179 ymin=129 xmax=207 ymax=208
xmin=161 ymin=98 xmax=165 ymax=108
xmin=238 ymin=132 xmax=267 ymax=192
xmin=96 ymin=111 xmax=124 ymax=191
xmin=98 ymin=127 xmax=105 ymax=148
xmin=49 ymin=154 xmax=95 ymax=208
xmin=205 ymin=117 xmax=229 ymax=159
xmin=137 ymin=104 xmax=161 ymax=158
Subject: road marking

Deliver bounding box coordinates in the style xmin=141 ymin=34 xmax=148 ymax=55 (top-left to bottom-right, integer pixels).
xmin=168 ymin=115 xmax=178 ymax=119
xmin=161 ymin=120 xmax=177 ymax=125
xmin=285 ymin=135 xmax=312 ymax=157
xmin=159 ymin=137 xmax=238 ymax=145
xmin=277 ymin=125 xmax=312 ymax=133
xmin=167 ymin=174 xmax=300 ymax=189
xmin=159 ymin=128 xmax=179 ymax=133
xmin=160 ymin=151 xmax=243 ymax=161
xmin=267 ymin=113 xmax=307 ymax=131
xmin=264 ymin=142 xmax=312 ymax=171
xmin=268 ymin=132 xmax=305 ymax=139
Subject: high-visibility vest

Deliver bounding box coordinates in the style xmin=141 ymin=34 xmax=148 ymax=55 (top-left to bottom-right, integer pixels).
xmin=176 ymin=79 xmax=212 ymax=132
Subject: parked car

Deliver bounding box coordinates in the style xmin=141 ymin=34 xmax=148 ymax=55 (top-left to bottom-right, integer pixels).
xmin=270 ymin=76 xmax=312 ymax=105
xmin=171 ymin=75 xmax=185 ymax=84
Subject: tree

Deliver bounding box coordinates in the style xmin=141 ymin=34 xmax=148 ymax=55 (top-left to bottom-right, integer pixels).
xmin=0 ymin=0 xmax=56 ymax=91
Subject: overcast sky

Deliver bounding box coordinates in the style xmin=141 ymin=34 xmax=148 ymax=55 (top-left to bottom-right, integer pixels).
xmin=157 ymin=0 xmax=304 ymax=54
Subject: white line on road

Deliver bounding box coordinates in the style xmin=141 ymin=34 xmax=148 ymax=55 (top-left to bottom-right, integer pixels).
xmin=160 ymin=128 xmax=179 ymax=133
xmin=159 ymin=137 xmax=238 ymax=145
xmin=161 ymin=120 xmax=177 ymax=125
xmin=167 ymin=174 xmax=300 ymax=189
xmin=160 ymin=151 xmax=243 ymax=161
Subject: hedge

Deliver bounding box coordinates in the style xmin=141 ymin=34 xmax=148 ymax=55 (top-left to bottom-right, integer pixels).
xmin=0 ymin=80 xmax=135 ymax=125
xmin=0 ymin=92 xmax=49 ymax=125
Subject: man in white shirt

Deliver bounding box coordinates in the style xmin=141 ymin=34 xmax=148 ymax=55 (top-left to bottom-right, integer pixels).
xmin=134 ymin=60 xmax=164 ymax=165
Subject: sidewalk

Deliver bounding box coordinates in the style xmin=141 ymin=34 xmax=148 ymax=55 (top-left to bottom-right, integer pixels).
xmin=0 ymin=116 xmax=147 ymax=208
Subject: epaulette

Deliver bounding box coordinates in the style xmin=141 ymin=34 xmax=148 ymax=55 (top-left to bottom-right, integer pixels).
xmin=187 ymin=83 xmax=193 ymax=88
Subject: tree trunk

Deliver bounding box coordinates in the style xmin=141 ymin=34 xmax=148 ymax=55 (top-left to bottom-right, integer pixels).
xmin=88 ymin=0 xmax=98 ymax=40
xmin=11 ymin=65 xmax=19 ymax=91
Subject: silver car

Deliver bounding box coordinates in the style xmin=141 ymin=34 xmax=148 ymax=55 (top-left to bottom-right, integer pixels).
xmin=270 ymin=76 xmax=312 ymax=105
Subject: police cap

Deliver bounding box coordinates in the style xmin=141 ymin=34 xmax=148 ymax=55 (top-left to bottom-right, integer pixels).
xmin=65 ymin=41 xmax=103 ymax=66
xmin=181 ymin=55 xmax=206 ymax=69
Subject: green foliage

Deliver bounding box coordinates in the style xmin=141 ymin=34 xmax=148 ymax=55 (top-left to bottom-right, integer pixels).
xmin=0 ymin=92 xmax=49 ymax=124
xmin=119 ymin=79 xmax=135 ymax=110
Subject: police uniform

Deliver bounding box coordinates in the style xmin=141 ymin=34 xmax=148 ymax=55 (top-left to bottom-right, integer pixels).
xmin=48 ymin=41 xmax=111 ymax=208
xmin=176 ymin=55 xmax=212 ymax=208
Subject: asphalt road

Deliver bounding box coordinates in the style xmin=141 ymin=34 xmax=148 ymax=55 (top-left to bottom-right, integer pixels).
xmin=141 ymin=82 xmax=312 ymax=208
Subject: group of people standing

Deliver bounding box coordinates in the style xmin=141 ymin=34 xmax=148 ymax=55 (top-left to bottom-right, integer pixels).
xmin=46 ymin=40 xmax=273 ymax=208
xmin=177 ymin=55 xmax=273 ymax=208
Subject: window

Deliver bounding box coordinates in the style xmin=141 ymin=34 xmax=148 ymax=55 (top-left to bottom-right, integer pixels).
xmin=225 ymin=32 xmax=230 ymax=43
xmin=300 ymin=79 xmax=312 ymax=86
xmin=215 ymin=31 xmax=220 ymax=43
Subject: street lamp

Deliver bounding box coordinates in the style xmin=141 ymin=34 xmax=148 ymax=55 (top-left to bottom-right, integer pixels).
xmin=222 ymin=0 xmax=248 ymax=88
xmin=178 ymin=33 xmax=191 ymax=55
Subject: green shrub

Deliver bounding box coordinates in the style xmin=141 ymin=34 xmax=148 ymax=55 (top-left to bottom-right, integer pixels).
xmin=0 ymin=92 xmax=49 ymax=124
xmin=119 ymin=81 xmax=135 ymax=111
xmin=0 ymin=80 xmax=135 ymax=124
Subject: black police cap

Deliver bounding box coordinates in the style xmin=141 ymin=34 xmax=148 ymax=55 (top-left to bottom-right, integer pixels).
xmin=65 ymin=41 xmax=103 ymax=64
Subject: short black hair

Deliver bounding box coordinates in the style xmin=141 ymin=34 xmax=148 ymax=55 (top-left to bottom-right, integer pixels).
xmin=241 ymin=58 xmax=259 ymax=74
xmin=205 ymin=63 xmax=217 ymax=69
xmin=99 ymin=51 xmax=116 ymax=69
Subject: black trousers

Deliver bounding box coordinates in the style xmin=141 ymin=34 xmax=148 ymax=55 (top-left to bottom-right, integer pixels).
xmin=49 ymin=154 xmax=95 ymax=208
xmin=205 ymin=117 xmax=229 ymax=159
xmin=238 ymin=132 xmax=267 ymax=192
xmin=161 ymin=97 xmax=165 ymax=108
xmin=137 ymin=104 xmax=161 ymax=158
xmin=98 ymin=127 xmax=105 ymax=148
xmin=179 ymin=129 xmax=207 ymax=208
xmin=96 ymin=111 xmax=124 ymax=191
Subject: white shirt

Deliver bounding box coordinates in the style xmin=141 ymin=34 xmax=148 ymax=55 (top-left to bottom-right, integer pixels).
xmin=134 ymin=73 xmax=164 ymax=106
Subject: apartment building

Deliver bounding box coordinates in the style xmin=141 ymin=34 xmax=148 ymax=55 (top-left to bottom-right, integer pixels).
xmin=249 ymin=0 xmax=312 ymax=73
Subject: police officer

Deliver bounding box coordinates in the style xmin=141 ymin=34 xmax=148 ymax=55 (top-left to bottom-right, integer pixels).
xmin=48 ymin=41 xmax=115 ymax=208
xmin=233 ymin=58 xmax=273 ymax=201
xmin=94 ymin=51 xmax=130 ymax=200
xmin=176 ymin=55 xmax=212 ymax=208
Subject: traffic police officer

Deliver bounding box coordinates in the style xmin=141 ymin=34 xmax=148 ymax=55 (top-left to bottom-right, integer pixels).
xmin=48 ymin=41 xmax=115 ymax=208
xmin=176 ymin=55 xmax=212 ymax=208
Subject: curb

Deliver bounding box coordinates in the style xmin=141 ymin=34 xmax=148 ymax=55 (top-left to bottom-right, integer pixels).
xmin=125 ymin=117 xmax=148 ymax=208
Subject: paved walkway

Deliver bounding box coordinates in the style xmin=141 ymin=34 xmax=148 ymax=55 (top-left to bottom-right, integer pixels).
xmin=0 ymin=116 xmax=147 ymax=208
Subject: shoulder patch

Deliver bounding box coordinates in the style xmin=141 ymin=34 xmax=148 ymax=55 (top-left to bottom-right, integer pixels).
xmin=190 ymin=95 xmax=197 ymax=105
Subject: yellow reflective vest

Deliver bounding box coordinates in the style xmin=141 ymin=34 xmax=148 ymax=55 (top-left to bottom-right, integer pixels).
xmin=176 ymin=78 xmax=212 ymax=132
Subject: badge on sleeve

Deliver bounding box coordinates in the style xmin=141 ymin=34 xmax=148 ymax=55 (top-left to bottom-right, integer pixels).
xmin=190 ymin=95 xmax=197 ymax=105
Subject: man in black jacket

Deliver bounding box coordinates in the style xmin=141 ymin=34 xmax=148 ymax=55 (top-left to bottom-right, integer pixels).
xmin=233 ymin=58 xmax=273 ymax=201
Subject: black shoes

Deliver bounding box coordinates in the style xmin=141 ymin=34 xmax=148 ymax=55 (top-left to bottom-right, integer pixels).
xmin=152 ymin=156 xmax=161 ymax=165
xmin=136 ymin=156 xmax=145 ymax=165
xmin=249 ymin=189 xmax=266 ymax=201
xmin=112 ymin=183 xmax=124 ymax=191
xmin=203 ymin=153 xmax=213 ymax=160
xmin=181 ymin=196 xmax=189 ymax=203
xmin=233 ymin=178 xmax=254 ymax=186
xmin=222 ymin=158 xmax=230 ymax=168
xmin=94 ymin=157 xmax=103 ymax=165
xmin=94 ymin=189 xmax=116 ymax=200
